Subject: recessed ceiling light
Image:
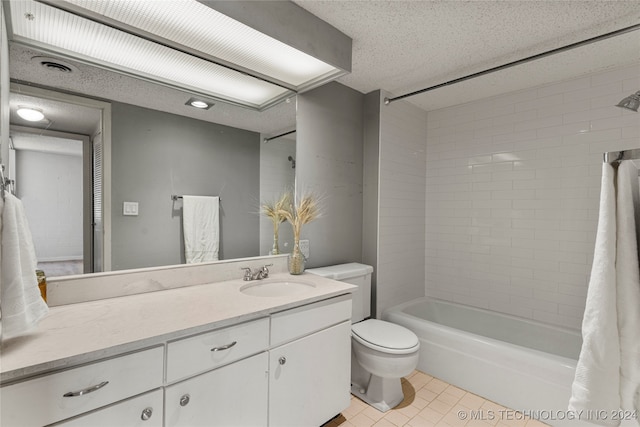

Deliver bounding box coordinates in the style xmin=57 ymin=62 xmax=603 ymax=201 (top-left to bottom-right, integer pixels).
xmin=16 ymin=107 xmax=45 ymax=121
xmin=186 ymin=98 xmax=214 ymax=110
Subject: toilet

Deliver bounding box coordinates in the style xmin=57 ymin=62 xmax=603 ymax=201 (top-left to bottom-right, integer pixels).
xmin=307 ymin=263 xmax=420 ymax=412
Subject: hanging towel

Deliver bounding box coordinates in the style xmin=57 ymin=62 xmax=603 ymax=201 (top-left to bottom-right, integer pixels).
xmin=569 ymin=163 xmax=621 ymax=426
xmin=0 ymin=193 xmax=49 ymax=340
xmin=569 ymin=161 xmax=640 ymax=425
xmin=182 ymin=196 xmax=220 ymax=264
xmin=615 ymin=161 xmax=640 ymax=414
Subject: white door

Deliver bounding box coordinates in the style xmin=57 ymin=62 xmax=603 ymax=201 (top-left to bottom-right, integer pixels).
xmin=269 ymin=321 xmax=351 ymax=427
xmin=165 ymin=352 xmax=268 ymax=427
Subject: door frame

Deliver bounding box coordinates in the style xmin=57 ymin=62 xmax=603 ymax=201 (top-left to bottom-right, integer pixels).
xmin=10 ymin=83 xmax=113 ymax=271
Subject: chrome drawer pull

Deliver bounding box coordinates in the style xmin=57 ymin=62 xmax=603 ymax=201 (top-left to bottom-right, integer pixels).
xmin=63 ymin=381 xmax=109 ymax=397
xmin=210 ymin=341 xmax=237 ymax=352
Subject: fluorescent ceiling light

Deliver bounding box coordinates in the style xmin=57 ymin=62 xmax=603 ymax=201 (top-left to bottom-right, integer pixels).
xmin=17 ymin=107 xmax=45 ymax=121
xmin=7 ymin=0 xmax=346 ymax=110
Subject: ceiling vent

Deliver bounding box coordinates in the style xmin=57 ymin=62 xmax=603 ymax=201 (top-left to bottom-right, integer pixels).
xmin=31 ymin=56 xmax=78 ymax=74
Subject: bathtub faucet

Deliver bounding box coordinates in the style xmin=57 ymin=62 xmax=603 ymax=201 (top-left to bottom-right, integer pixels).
xmin=241 ymin=264 xmax=273 ymax=281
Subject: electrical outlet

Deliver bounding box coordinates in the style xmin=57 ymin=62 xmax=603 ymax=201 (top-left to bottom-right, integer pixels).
xmin=299 ymin=239 xmax=310 ymax=259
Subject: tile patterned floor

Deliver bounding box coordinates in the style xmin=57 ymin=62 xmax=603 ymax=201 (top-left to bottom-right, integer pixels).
xmin=323 ymin=371 xmax=549 ymax=427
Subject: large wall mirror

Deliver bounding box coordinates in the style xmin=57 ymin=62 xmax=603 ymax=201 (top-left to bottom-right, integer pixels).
xmin=8 ymin=43 xmax=296 ymax=277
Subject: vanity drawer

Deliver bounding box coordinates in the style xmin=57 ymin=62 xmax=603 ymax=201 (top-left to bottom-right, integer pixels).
xmin=270 ymin=294 xmax=352 ymax=346
xmin=166 ymin=317 xmax=269 ymax=383
xmin=52 ymin=388 xmax=163 ymax=427
xmin=0 ymin=346 xmax=163 ymax=427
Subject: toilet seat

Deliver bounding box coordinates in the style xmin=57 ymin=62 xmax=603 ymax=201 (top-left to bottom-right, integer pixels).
xmin=351 ymin=319 xmax=419 ymax=355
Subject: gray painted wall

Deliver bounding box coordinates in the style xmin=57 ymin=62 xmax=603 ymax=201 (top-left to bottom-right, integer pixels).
xmin=110 ymin=102 xmax=260 ymax=271
xmin=296 ymin=82 xmax=364 ymax=268
xmin=362 ymin=90 xmax=381 ymax=316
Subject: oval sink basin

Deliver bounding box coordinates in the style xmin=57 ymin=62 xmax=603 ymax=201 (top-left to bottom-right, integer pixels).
xmin=239 ymin=280 xmax=315 ymax=297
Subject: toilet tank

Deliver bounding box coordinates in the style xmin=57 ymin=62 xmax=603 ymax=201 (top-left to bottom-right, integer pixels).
xmin=306 ymin=263 xmax=373 ymax=323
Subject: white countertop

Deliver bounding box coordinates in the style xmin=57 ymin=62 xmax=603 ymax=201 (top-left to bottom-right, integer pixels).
xmin=0 ymin=272 xmax=354 ymax=383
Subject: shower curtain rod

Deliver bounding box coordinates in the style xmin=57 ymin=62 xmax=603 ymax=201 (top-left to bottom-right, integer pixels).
xmin=603 ymin=149 xmax=640 ymax=164
xmin=384 ymin=23 xmax=640 ymax=105
xmin=263 ymin=130 xmax=296 ymax=143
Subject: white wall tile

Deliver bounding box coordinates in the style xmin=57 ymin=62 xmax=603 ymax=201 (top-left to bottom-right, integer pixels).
xmin=424 ymin=63 xmax=640 ymax=330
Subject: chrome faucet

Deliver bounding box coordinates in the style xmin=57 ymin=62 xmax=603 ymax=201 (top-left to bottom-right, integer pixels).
xmin=241 ymin=264 xmax=273 ymax=281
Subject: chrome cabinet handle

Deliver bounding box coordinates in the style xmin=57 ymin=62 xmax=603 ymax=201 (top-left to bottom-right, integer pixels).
xmin=63 ymin=381 xmax=109 ymax=397
xmin=141 ymin=407 xmax=153 ymax=421
xmin=180 ymin=394 xmax=190 ymax=407
xmin=211 ymin=341 xmax=237 ymax=352
xmin=279 ymin=356 xmax=286 ymax=365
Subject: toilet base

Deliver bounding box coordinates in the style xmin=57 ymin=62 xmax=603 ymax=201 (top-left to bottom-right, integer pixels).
xmin=351 ymin=375 xmax=404 ymax=413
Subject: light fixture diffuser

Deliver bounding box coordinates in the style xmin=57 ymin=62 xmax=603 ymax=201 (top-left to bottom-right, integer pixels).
xmin=8 ymin=0 xmax=348 ymax=110
xmin=17 ymin=107 xmax=45 ymax=121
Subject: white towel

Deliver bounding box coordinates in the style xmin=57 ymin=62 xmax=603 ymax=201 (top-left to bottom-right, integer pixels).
xmin=569 ymin=161 xmax=640 ymax=425
xmin=570 ymin=163 xmax=621 ymax=426
xmin=0 ymin=193 xmax=49 ymax=340
xmin=182 ymin=196 xmax=220 ymax=264
xmin=615 ymin=161 xmax=640 ymax=414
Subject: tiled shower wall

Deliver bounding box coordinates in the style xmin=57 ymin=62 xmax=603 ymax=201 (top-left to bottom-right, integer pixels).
xmin=424 ymin=64 xmax=640 ymax=329
xmin=377 ymin=93 xmax=428 ymax=316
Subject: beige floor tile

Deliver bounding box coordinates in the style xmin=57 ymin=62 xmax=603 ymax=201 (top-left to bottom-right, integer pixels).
xmin=428 ymin=398 xmax=455 ymax=415
xmin=345 ymin=398 xmax=370 ymax=418
xmin=362 ymin=406 xmax=387 ymax=421
xmin=407 ymin=415 xmax=438 ymax=427
xmin=418 ymin=407 xmax=446 ymax=424
xmin=396 ymin=404 xmax=421 ymax=419
xmin=408 ymin=372 xmax=433 ymax=389
xmin=436 ymin=392 xmax=461 ymax=407
xmin=444 ymin=385 xmax=466 ymax=399
xmin=350 ymin=413 xmax=377 ymax=427
xmin=374 ymin=419 xmax=399 ymax=427
xmin=440 ymin=404 xmax=472 ymax=427
xmin=416 ymin=387 xmax=439 ymax=403
xmin=384 ymin=410 xmax=411 ymax=427
xmin=424 ymin=378 xmax=449 ymax=394
xmin=458 ymin=393 xmax=486 ymax=410
xmin=331 ymin=372 xmax=549 ymax=427
xmin=410 ymin=396 xmax=431 ymax=410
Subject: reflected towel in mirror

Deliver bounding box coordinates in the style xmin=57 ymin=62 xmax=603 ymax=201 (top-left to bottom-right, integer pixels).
xmin=182 ymin=196 xmax=220 ymax=264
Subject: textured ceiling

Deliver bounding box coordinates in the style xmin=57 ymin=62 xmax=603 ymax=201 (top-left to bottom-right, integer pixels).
xmin=294 ymin=0 xmax=640 ymax=111
xmin=8 ymin=0 xmax=640 ymax=135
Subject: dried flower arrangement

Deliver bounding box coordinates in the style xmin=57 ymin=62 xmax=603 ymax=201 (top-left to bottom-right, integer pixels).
xmin=278 ymin=192 xmax=321 ymax=274
xmin=260 ymin=192 xmax=291 ymax=255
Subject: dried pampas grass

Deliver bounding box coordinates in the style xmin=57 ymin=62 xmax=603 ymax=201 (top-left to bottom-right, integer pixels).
xmin=278 ymin=192 xmax=321 ymax=243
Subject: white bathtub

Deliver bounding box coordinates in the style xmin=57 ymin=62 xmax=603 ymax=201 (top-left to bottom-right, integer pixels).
xmin=384 ymin=297 xmax=587 ymax=426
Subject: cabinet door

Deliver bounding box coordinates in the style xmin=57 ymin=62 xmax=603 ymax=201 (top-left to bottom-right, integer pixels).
xmin=269 ymin=321 xmax=351 ymax=427
xmin=165 ymin=352 xmax=268 ymax=427
xmin=53 ymin=389 xmax=163 ymax=427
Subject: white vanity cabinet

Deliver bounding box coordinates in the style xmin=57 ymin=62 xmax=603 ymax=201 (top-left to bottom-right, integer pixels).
xmin=164 ymin=317 xmax=270 ymax=427
xmin=0 ymin=276 xmax=355 ymax=427
xmin=269 ymin=295 xmax=352 ymax=427
xmin=0 ymin=346 xmax=164 ymax=427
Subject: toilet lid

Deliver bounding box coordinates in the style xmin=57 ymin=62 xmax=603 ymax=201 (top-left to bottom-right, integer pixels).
xmin=352 ymin=319 xmax=419 ymax=353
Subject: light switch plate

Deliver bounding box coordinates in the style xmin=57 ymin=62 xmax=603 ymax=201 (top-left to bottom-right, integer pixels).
xmin=123 ymin=201 xmax=139 ymax=216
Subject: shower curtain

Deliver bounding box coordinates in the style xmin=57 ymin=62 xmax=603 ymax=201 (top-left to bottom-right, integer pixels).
xmin=569 ymin=160 xmax=640 ymax=426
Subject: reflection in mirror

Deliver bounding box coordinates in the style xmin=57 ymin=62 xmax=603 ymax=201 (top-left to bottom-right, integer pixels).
xmin=8 ymin=44 xmax=296 ymax=278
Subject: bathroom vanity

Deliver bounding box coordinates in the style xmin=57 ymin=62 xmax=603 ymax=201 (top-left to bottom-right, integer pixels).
xmin=0 ymin=267 xmax=355 ymax=427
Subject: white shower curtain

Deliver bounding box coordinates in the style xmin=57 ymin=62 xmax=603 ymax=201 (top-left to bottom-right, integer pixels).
xmin=569 ymin=161 xmax=640 ymax=426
